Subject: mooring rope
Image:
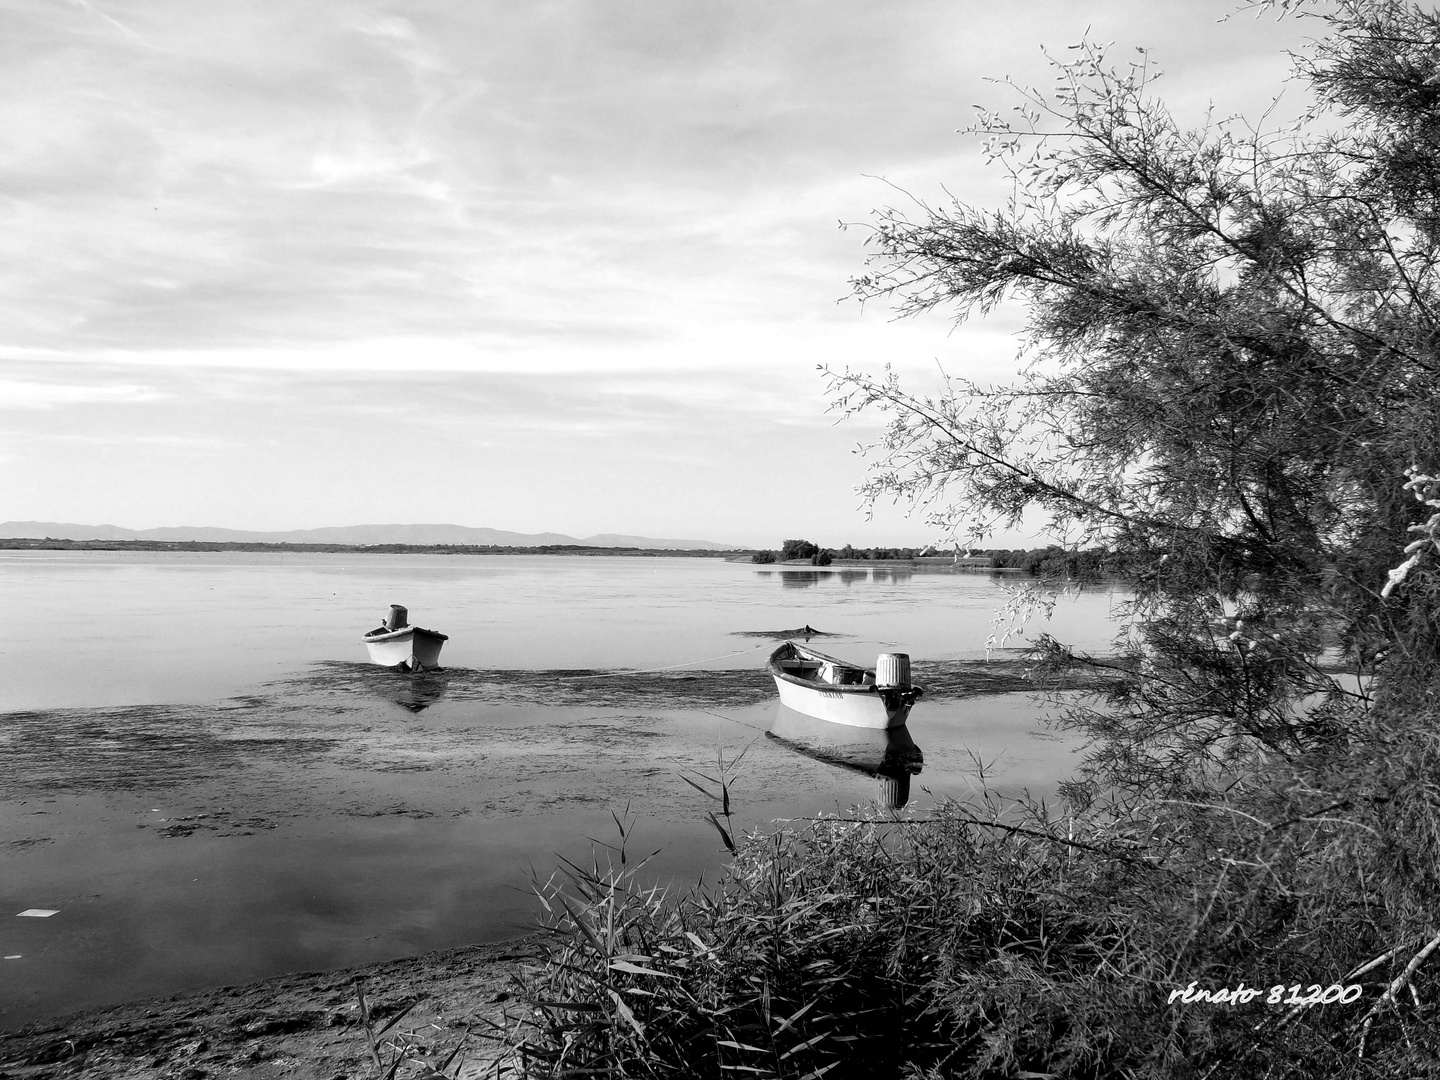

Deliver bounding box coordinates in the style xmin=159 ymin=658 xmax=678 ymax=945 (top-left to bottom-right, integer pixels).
xmin=556 ymin=640 xmax=774 ymax=680
xmin=699 ymin=708 xmax=773 ymax=734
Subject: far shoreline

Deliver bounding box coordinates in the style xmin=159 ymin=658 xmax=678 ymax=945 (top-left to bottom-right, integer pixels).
xmin=0 ymin=537 xmax=744 ymax=557
xmin=0 ymin=540 xmax=1025 ymax=568
xmin=743 ymin=556 xmax=1020 ymax=569
xmin=0 ymin=539 xmax=1061 ymax=574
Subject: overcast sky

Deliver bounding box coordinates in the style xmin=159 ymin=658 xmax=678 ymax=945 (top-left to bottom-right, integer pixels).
xmin=0 ymin=1 xmax=1314 ymax=547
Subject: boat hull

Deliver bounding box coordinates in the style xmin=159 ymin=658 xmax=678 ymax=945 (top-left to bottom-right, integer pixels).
xmin=767 ymin=642 xmax=921 ymax=730
xmin=362 ymin=626 xmax=448 ymax=671
xmin=771 ymin=678 xmax=915 ymax=728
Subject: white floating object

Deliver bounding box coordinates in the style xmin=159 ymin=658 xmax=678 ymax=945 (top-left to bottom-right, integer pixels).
xmin=362 ymin=605 xmax=448 ymax=672
xmin=5 ymin=955 xmax=21 ymax=960
xmin=767 ymin=642 xmax=923 ymax=729
xmin=17 ymin=909 xmax=59 ymax=918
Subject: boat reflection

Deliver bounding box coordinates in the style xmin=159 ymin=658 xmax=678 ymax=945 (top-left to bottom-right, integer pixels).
xmin=376 ymin=670 xmax=451 ymax=713
xmin=766 ymin=704 xmax=924 ymax=808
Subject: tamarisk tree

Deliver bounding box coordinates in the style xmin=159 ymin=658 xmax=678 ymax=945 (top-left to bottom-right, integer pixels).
xmin=832 ymin=0 xmax=1440 ymax=776
xmin=828 ymin=1 xmax=1440 ymax=1070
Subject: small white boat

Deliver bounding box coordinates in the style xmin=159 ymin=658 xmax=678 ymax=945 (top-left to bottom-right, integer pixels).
xmin=362 ymin=604 xmax=448 ymax=672
xmin=767 ymin=641 xmax=922 ymax=729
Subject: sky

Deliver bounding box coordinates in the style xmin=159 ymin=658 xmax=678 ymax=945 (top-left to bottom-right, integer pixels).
xmin=0 ymin=1 xmax=1317 ymax=548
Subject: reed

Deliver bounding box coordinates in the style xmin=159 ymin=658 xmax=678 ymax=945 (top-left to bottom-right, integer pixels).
xmin=503 ymin=703 xmax=1440 ymax=1079
xmin=509 ymin=779 xmax=1184 ymax=1079
xmin=353 ymin=979 xmax=474 ymax=1079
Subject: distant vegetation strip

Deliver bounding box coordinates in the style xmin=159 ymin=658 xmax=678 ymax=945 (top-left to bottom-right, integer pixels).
xmin=752 ymin=537 xmax=1132 ymax=577
xmin=0 ymin=537 xmax=744 ymax=557
xmin=3 ymin=535 xmax=1132 ymax=575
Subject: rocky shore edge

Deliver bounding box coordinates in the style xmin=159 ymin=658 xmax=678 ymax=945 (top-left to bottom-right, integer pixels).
xmin=0 ymin=935 xmax=543 ymax=1080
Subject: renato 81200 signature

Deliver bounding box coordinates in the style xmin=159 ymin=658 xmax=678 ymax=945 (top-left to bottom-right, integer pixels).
xmin=1169 ymin=982 xmax=1365 ymax=1006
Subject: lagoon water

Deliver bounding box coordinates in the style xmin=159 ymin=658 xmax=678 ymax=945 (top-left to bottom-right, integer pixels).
xmin=0 ymin=552 xmax=1129 ymax=1027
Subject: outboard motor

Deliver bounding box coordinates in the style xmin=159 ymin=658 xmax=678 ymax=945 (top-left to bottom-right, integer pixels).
xmin=875 ymin=653 xmax=911 ymax=689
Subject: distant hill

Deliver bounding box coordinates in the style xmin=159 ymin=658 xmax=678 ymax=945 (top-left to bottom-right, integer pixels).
xmin=0 ymin=521 xmax=738 ymax=551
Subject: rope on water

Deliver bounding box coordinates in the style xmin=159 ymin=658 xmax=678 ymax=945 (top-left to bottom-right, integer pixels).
xmin=700 ymin=708 xmax=773 ymax=735
xmin=557 ymin=640 xmax=774 ymax=680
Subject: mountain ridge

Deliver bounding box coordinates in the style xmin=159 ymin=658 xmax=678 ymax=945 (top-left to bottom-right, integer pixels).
xmin=0 ymin=521 xmax=739 ymax=550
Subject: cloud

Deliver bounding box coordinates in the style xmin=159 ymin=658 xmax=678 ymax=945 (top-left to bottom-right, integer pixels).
xmin=0 ymin=378 xmax=167 ymax=409
xmin=0 ymin=2 xmax=1320 ymax=541
xmin=66 ymin=0 xmax=149 ymax=46
xmin=47 ymin=431 xmax=235 ymax=448
xmin=0 ymin=1 xmax=1307 ymax=365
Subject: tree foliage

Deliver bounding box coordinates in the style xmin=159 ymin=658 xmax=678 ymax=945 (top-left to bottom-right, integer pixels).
xmin=830 ymin=0 xmax=1440 ymax=765
xmin=779 ymin=538 xmax=820 ymax=561
xmin=822 ymin=1 xmax=1440 ymax=1072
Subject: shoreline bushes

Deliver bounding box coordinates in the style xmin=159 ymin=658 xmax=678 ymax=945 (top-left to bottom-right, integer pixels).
xmin=511 ymin=695 xmax=1440 ymax=1077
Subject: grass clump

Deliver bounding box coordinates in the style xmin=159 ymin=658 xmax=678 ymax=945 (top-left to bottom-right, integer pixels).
xmin=508 ymin=699 xmax=1440 ymax=1079
xmin=512 ymin=796 xmax=1190 ymax=1079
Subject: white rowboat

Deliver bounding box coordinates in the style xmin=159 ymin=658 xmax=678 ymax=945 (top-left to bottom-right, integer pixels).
xmin=362 ymin=604 xmax=448 ymax=672
xmin=766 ymin=641 xmax=922 ymax=729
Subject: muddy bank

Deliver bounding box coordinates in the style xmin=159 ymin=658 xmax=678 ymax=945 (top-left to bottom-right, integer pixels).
xmin=294 ymin=656 xmax=1094 ymax=711
xmin=0 ymin=659 xmax=1099 ymax=800
xmin=0 ymin=936 xmax=541 ymax=1080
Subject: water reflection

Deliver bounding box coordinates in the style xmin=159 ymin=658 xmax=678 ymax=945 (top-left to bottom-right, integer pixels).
xmin=838 ymin=570 xmax=869 ymax=585
xmin=870 ymin=568 xmax=913 ymax=584
xmin=766 ymin=704 xmax=924 ymax=809
xmin=779 ymin=571 xmax=823 ymax=588
xmin=375 ymin=671 xmax=450 ymax=713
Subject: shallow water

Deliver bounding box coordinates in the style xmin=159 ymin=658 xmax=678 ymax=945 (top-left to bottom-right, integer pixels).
xmin=0 ymin=551 xmax=1126 ymax=710
xmin=0 ymin=553 xmax=1128 ymax=1028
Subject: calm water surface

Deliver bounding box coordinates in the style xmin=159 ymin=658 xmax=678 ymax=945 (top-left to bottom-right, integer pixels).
xmin=0 ymin=553 xmax=1130 ymax=1027
xmin=1 ymin=551 xmax=1125 ymax=709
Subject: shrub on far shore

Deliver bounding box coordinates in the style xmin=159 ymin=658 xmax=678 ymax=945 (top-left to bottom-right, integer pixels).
xmin=779 ymin=539 xmax=820 ymax=561
xmin=750 ymin=550 xmax=777 ymax=564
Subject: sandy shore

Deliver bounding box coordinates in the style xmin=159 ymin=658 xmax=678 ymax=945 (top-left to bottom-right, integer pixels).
xmin=0 ymin=935 xmax=543 ymax=1080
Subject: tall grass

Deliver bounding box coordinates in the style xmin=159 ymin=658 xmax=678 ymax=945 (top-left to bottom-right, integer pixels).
xmin=507 ymin=700 xmax=1440 ymax=1079
xmin=513 ymin=795 xmax=1186 ymax=1078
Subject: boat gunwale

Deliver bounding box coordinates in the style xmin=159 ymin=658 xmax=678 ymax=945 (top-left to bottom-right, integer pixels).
xmin=767 ymin=641 xmax=903 ymax=698
xmin=361 ymin=625 xmax=450 ymax=644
